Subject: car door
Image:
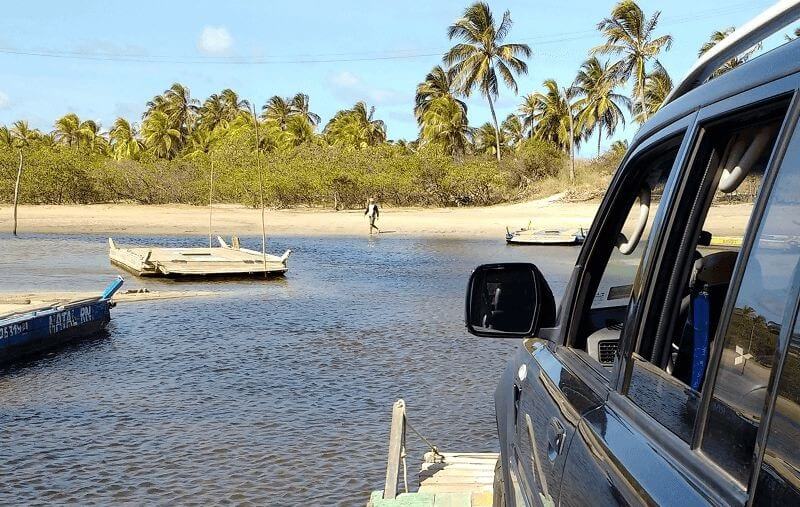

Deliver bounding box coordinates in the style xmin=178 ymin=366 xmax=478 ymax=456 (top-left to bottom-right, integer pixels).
xmin=500 ymin=338 xmax=607 ymax=506
xmin=560 ymin=77 xmax=800 ymax=506
xmin=499 ymin=107 xmax=698 ymax=506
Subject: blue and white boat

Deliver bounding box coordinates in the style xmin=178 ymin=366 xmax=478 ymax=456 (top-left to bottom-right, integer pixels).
xmin=0 ymin=277 xmax=124 ymax=365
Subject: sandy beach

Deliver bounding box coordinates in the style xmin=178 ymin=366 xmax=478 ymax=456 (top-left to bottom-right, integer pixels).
xmin=0 ymin=195 xmax=592 ymax=238
xmin=1 ymin=195 xmax=755 ymax=239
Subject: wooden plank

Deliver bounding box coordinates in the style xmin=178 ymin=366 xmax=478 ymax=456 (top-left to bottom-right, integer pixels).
xmin=383 ymin=399 xmax=406 ymax=500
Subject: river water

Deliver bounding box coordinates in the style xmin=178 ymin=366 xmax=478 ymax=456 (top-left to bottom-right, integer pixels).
xmin=0 ymin=233 xmax=578 ymax=505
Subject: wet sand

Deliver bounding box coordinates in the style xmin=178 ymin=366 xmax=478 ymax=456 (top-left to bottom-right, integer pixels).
xmin=0 ymin=196 xmax=755 ymax=238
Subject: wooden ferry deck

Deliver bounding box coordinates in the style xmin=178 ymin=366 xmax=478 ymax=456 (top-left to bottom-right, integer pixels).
xmin=108 ymin=237 xmax=291 ymax=277
xmin=367 ymin=400 xmax=498 ymax=507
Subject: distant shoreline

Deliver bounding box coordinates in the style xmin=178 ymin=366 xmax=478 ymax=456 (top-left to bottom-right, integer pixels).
xmin=0 ymin=198 xmax=753 ymax=239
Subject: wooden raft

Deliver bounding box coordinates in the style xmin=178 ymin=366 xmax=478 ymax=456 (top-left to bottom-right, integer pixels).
xmin=108 ymin=237 xmax=291 ymax=277
xmin=368 ymin=399 xmax=498 ymax=507
xmin=368 ymin=452 xmax=498 ymax=507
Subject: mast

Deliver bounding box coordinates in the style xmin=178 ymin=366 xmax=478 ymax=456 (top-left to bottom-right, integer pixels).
xmin=208 ymin=158 xmax=214 ymax=248
xmin=250 ymin=103 xmax=268 ymax=277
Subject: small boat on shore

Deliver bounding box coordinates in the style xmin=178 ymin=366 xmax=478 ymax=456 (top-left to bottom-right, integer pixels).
xmin=506 ymin=223 xmax=587 ymax=245
xmin=0 ymin=277 xmax=124 ymax=365
xmin=108 ymin=236 xmax=291 ymax=278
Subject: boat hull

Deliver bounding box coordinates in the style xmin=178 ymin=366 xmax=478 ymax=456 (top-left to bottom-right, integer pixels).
xmin=0 ymin=300 xmax=111 ymax=365
xmin=505 ymin=228 xmax=586 ymax=246
xmin=506 ymin=237 xmax=583 ymax=245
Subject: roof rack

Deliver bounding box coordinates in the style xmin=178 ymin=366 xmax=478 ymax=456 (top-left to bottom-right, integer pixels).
xmin=665 ymin=0 xmax=800 ymax=105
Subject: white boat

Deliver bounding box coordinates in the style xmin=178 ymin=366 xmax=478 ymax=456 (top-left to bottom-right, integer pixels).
xmin=108 ymin=236 xmax=291 ymax=277
xmin=505 ymin=223 xmax=587 ymax=245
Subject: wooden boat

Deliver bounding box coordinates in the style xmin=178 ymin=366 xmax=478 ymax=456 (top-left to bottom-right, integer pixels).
xmin=108 ymin=236 xmax=291 ymax=278
xmin=506 ymin=224 xmax=587 ymax=245
xmin=0 ymin=277 xmax=124 ymax=365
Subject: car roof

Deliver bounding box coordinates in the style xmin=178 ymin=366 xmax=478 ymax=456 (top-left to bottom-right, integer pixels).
xmin=633 ymin=37 xmax=800 ymax=146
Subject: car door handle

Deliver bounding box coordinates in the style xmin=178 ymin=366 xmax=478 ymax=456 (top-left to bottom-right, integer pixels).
xmin=546 ymin=418 xmax=566 ymax=462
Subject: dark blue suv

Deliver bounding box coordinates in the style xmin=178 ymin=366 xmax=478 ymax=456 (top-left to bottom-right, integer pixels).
xmin=466 ymin=5 xmax=800 ymax=505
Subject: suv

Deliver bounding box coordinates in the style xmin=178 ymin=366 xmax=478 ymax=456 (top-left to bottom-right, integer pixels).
xmin=465 ymin=4 xmax=800 ymax=506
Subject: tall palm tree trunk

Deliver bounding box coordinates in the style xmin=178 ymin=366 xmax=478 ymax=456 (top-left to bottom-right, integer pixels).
xmin=597 ymin=123 xmax=602 ymax=158
xmin=568 ymin=115 xmax=576 ymax=181
xmin=638 ymin=60 xmax=648 ymax=123
xmin=12 ymin=149 xmax=23 ymax=236
xmin=486 ymin=93 xmax=502 ymax=162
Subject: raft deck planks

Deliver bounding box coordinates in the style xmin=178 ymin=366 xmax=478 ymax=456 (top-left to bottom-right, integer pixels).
xmin=368 ymin=452 xmax=498 ymax=507
xmin=108 ymin=237 xmax=291 ymax=277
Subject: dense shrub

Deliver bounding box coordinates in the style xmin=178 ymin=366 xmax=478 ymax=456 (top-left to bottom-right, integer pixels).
xmin=0 ymin=138 xmax=619 ymax=208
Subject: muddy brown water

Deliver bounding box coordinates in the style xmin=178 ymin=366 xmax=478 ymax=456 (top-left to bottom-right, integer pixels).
xmin=0 ymin=234 xmax=578 ymax=505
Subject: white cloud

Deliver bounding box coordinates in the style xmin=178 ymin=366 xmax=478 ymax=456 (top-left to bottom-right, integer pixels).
xmin=328 ymin=71 xmax=406 ymax=106
xmin=331 ymin=71 xmax=360 ymax=88
xmin=198 ymin=26 xmax=233 ymax=55
xmin=0 ymin=91 xmax=9 ymax=110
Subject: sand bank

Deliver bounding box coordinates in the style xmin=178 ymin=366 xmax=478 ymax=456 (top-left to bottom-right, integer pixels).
xmin=0 ymin=196 xmax=754 ymax=238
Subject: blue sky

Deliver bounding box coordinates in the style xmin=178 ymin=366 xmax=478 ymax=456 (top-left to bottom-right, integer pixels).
xmin=0 ymin=0 xmax=783 ymax=155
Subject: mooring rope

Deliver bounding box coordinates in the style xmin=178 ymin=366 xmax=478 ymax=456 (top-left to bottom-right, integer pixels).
xmin=405 ymin=416 xmax=443 ymax=459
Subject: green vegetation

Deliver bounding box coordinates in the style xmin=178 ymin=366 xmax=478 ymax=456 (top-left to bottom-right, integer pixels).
xmin=1 ymin=1 xmax=751 ymax=209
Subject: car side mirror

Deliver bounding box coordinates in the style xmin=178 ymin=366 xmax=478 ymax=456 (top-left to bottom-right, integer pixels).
xmin=465 ymin=263 xmax=556 ymax=338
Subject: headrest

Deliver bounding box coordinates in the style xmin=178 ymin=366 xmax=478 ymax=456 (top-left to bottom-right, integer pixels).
xmin=692 ymin=251 xmax=739 ymax=286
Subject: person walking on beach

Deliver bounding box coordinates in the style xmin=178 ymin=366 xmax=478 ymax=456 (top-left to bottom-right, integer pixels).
xmin=365 ymin=197 xmax=380 ymax=235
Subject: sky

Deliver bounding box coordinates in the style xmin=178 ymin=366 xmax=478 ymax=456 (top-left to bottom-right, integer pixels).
xmin=0 ymin=0 xmax=786 ymax=156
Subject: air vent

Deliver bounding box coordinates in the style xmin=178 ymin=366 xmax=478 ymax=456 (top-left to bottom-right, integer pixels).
xmin=598 ymin=340 xmax=618 ymax=365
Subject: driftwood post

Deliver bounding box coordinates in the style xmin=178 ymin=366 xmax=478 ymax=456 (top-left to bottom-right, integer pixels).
xmin=12 ymin=149 xmax=22 ymax=236
xmin=383 ymin=399 xmax=406 ymax=500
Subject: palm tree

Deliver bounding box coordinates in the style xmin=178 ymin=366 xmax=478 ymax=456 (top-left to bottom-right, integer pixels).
xmin=572 ymin=57 xmax=631 ymax=156
xmin=0 ymin=125 xmax=13 ymax=149
xmin=220 ymin=89 xmax=250 ymax=119
xmin=526 ymin=80 xmax=580 ymax=179
xmin=609 ymin=139 xmax=629 ymax=157
xmin=501 ymin=114 xmax=525 ymax=149
xmin=632 ymin=64 xmax=673 ymax=123
xmin=518 ymin=94 xmax=541 ymax=139
xmin=199 ymin=94 xmax=227 ymax=132
xmin=262 ymin=96 xmax=293 ymax=129
xmin=415 ymin=65 xmax=467 ymax=125
xmin=324 ymin=101 xmax=386 ymax=148
xmin=290 ymin=93 xmax=320 ymax=127
xmin=0 ymin=126 xmax=14 ymax=149
xmin=699 ymin=28 xmax=760 ymax=78
xmin=142 ymin=110 xmax=181 ymax=159
xmin=53 ymin=113 xmax=82 ymax=146
xmin=419 ymin=96 xmax=472 ymax=157
xmin=444 ymin=2 xmax=531 ymax=161
xmin=37 ymin=133 xmax=57 ymax=148
xmin=474 ymin=122 xmax=506 ymax=156
xmin=109 ymin=118 xmax=144 ymax=160
xmin=78 ymin=119 xmax=106 ymax=153
xmin=9 ymin=121 xmax=39 ymax=236
xmin=594 ymin=0 xmax=672 ymax=123
xmin=145 ymin=83 xmax=199 ymax=146
xmin=10 ymin=121 xmax=39 ymax=147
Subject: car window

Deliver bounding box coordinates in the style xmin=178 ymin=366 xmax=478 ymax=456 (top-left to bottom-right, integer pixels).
xmin=702 ymin=116 xmax=800 ymax=486
xmin=569 ymin=135 xmax=683 ymax=369
xmin=624 ymin=97 xmax=792 ymax=444
xmin=754 ymin=315 xmax=800 ymax=505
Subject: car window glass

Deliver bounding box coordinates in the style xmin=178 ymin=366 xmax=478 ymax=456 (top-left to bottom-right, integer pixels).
xmin=702 ymin=122 xmax=800 ymax=485
xmin=571 ymin=139 xmax=682 ymax=368
xmin=627 ymin=98 xmax=790 ymax=444
xmin=754 ymin=315 xmax=800 ymax=505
